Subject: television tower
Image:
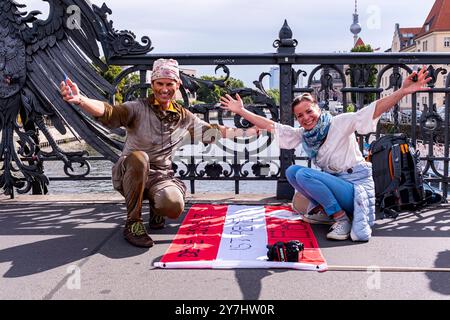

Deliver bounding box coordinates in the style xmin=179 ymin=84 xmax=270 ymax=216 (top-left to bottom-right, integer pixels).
xmin=350 ymin=0 xmax=362 ymax=46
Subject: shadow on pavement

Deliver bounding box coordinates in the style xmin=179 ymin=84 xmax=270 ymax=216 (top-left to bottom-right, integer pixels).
xmin=426 ymin=250 xmax=450 ymax=296
xmin=0 ymin=203 xmax=150 ymax=278
xmin=149 ymin=252 xmax=288 ymax=300
xmin=234 ymin=269 xmax=282 ymax=300
xmin=372 ymin=204 xmax=450 ymax=237
xmin=304 ymin=203 xmax=450 ymax=249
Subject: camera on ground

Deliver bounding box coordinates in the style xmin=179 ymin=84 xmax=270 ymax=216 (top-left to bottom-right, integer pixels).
xmin=266 ymin=240 xmax=304 ymax=262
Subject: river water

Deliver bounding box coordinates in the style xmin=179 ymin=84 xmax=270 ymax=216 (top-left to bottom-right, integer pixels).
xmin=41 ymin=122 xmax=447 ymax=196
xmin=42 ymin=119 xmax=307 ymax=195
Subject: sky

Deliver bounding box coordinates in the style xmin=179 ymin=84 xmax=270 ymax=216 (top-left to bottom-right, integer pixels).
xmin=23 ymin=0 xmax=436 ymax=87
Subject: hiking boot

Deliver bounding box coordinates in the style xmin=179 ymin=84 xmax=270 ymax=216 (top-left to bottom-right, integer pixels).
xmin=326 ymin=220 xmax=351 ymax=240
xmin=302 ymin=206 xmax=334 ymax=225
xmin=123 ymin=221 xmax=154 ymax=248
xmin=149 ymin=211 xmax=165 ymax=230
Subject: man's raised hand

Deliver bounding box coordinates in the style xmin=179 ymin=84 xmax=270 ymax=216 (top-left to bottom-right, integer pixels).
xmin=60 ymin=78 xmax=82 ymax=105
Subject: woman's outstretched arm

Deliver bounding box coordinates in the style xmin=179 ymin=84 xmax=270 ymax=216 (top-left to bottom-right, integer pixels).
xmin=220 ymin=94 xmax=276 ymax=132
xmin=373 ymin=66 xmax=431 ymax=119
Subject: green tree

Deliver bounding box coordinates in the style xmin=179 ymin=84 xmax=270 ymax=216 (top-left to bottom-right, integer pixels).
xmin=196 ymin=76 xmax=250 ymax=104
xmin=266 ymin=88 xmax=280 ymax=105
xmin=196 ymin=76 xmax=223 ymax=104
xmin=100 ymin=59 xmax=141 ymax=103
xmin=349 ymin=44 xmax=377 ymax=106
xmin=225 ymin=77 xmax=254 ymax=105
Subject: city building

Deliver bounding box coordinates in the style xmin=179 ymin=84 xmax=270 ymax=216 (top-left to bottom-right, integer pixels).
xmin=380 ymin=0 xmax=450 ymax=113
xmin=269 ymin=67 xmax=280 ymax=90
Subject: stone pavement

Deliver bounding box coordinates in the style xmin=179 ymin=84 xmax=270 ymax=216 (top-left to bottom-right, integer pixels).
xmin=0 ymin=193 xmax=450 ymax=300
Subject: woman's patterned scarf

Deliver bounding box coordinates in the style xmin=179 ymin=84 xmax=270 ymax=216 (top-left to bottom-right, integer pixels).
xmin=302 ymin=112 xmax=332 ymax=159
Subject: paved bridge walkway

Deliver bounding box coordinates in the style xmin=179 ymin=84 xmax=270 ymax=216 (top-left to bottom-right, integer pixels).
xmin=0 ymin=193 xmax=449 ymax=300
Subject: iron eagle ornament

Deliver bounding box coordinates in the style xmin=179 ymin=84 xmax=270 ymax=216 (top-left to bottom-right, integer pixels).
xmin=0 ymin=0 xmax=153 ymax=197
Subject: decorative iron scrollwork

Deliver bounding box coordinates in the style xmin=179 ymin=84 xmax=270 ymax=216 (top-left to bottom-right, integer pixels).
xmin=251 ymin=161 xmax=271 ymax=177
xmin=422 ymin=65 xmax=447 ymax=88
xmin=293 ymin=69 xmax=307 ymax=86
xmin=1 ymin=0 xmax=124 ymax=197
xmin=93 ymin=3 xmax=153 ymax=60
xmin=172 ymin=159 xmax=192 ymax=179
xmin=376 ymin=65 xmax=414 ymax=131
xmin=195 ymin=160 xmax=232 ymax=179
xmin=228 ymin=72 xmax=279 ymax=127
xmin=419 ymin=108 xmax=443 ymax=138
xmin=180 ymin=64 xmax=230 ymax=109
xmin=307 ymin=64 xmax=347 ymax=111
xmin=203 ymin=162 xmax=223 ymax=179
xmin=240 ymin=159 xmax=280 ymax=178
xmin=387 ymin=65 xmax=403 ymax=90
xmin=346 ymin=64 xmax=378 ymax=87
xmin=183 ymin=65 xmax=230 ymax=93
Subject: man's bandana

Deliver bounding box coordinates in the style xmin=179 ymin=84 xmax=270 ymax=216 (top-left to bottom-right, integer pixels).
xmin=151 ymin=58 xmax=180 ymax=82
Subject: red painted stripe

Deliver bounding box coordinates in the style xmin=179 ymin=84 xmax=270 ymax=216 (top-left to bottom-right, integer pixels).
xmin=160 ymin=204 xmax=228 ymax=263
xmin=265 ymin=206 xmax=326 ymax=265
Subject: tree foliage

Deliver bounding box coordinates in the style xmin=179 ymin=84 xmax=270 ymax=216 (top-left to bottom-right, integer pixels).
xmin=196 ymin=76 xmax=250 ymax=104
xmin=266 ymin=88 xmax=280 ymax=105
xmin=100 ymin=60 xmax=141 ymax=103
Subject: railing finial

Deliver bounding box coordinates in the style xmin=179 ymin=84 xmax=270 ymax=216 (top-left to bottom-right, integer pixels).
xmin=273 ymin=20 xmax=298 ymax=53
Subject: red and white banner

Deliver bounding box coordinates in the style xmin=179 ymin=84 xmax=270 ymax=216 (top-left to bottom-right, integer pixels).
xmin=154 ymin=204 xmax=327 ymax=271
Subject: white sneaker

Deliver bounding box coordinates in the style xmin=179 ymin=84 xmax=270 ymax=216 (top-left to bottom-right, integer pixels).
xmin=326 ymin=220 xmax=351 ymax=240
xmin=302 ymin=207 xmax=334 ymax=225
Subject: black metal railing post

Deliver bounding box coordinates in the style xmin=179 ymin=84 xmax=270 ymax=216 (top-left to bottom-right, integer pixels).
xmin=274 ymin=20 xmax=297 ymax=200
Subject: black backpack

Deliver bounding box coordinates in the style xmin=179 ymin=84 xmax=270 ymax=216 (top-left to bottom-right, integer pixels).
xmin=367 ymin=133 xmax=427 ymax=218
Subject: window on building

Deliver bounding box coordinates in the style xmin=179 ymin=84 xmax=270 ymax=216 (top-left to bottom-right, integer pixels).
xmin=445 ymin=37 xmax=450 ymax=47
xmin=425 ymin=24 xmax=430 ymax=32
xmin=423 ymin=41 xmax=428 ymax=51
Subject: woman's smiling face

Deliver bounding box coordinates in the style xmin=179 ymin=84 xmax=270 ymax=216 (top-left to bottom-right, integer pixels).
xmin=293 ymin=101 xmax=321 ymax=131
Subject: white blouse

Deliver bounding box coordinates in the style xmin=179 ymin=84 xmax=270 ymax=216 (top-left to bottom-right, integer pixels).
xmin=274 ymin=101 xmax=380 ymax=174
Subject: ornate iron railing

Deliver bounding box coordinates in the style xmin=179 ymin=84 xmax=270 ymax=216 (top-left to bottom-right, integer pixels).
xmin=0 ymin=1 xmax=449 ymax=201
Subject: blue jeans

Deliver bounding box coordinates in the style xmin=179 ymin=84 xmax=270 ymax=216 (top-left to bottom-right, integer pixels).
xmin=286 ymin=165 xmax=354 ymax=216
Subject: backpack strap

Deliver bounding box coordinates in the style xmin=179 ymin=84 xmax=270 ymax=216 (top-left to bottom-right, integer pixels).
xmin=391 ymin=143 xmax=402 ymax=182
xmin=381 ymin=144 xmax=402 ymax=196
xmin=377 ymin=143 xmax=403 ymax=219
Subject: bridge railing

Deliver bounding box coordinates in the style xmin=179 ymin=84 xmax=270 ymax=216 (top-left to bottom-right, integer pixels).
xmin=3 ymin=17 xmax=450 ymax=200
